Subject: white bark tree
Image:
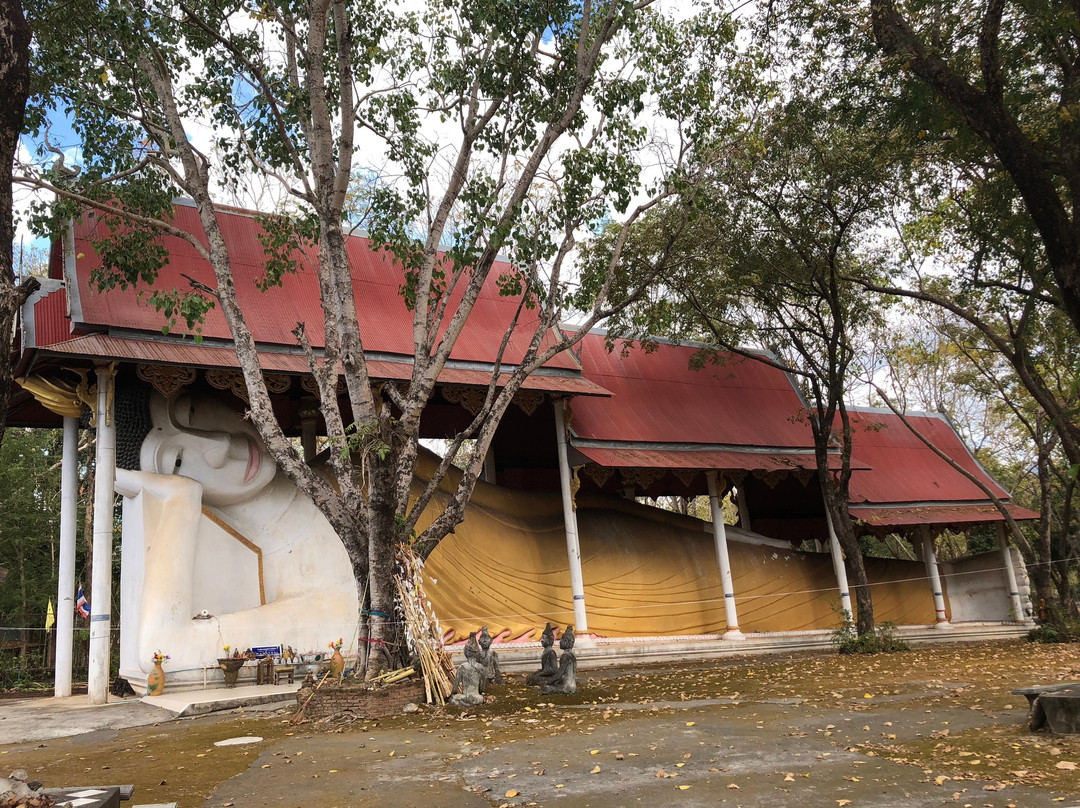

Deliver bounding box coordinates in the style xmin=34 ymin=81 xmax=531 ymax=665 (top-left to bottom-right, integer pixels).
xmin=21 ymin=0 xmax=752 ymax=669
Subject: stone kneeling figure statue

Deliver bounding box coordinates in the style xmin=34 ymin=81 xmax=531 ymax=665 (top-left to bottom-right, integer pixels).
xmin=539 ymin=625 xmax=577 ymax=695
xmin=526 ymin=622 xmax=559 ymax=686
xmin=477 ymin=625 xmax=503 ymax=685
xmin=449 ymin=631 xmax=487 ymax=707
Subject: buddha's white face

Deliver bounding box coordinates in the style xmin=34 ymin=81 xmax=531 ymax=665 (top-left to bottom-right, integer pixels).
xmin=141 ymin=393 xmax=277 ymax=505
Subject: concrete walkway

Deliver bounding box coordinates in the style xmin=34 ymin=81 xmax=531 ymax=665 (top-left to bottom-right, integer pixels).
xmin=141 ymin=682 xmax=301 ymax=717
xmin=0 ymin=694 xmax=173 ymax=745
xmin=0 ymin=683 xmax=301 ymax=743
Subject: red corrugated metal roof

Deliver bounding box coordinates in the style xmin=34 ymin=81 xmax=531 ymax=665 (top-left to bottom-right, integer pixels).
xmin=567 ymin=334 xmax=816 ymax=448
xmin=36 ymin=333 xmax=609 ymax=396
xmin=851 ymin=502 xmax=1039 ymax=527
xmin=31 ymin=288 xmax=71 ymax=347
xmin=573 ymin=445 xmax=849 ymax=471
xmin=846 ymin=409 xmax=1010 ymax=505
xmin=67 ymin=204 xmax=579 ymax=370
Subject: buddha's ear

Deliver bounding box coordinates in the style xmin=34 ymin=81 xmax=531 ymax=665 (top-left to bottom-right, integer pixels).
xmin=164 ymin=391 xmax=189 ymax=431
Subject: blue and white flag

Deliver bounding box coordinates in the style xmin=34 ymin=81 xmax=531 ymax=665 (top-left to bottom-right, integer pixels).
xmin=76 ymin=584 xmax=90 ymax=618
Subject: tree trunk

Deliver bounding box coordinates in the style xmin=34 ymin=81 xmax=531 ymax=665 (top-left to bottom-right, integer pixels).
xmin=827 ymin=485 xmax=876 ymax=636
xmin=365 ymin=452 xmax=403 ymax=676
xmin=17 ymin=543 xmax=27 ymax=660
xmin=0 ymin=0 xmax=37 ymax=453
xmin=81 ymin=442 xmax=95 ymax=606
xmin=1060 ymin=478 xmax=1079 ymax=618
xmin=813 ymin=403 xmax=876 ymax=637
xmin=1030 ymin=425 xmax=1056 ymax=609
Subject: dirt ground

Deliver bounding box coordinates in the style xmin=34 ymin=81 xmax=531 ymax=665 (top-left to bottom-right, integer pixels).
xmin=3 ymin=639 xmax=1080 ymax=807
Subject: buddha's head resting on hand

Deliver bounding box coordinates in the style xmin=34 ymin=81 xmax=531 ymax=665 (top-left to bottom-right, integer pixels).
xmin=141 ymin=393 xmax=277 ymax=505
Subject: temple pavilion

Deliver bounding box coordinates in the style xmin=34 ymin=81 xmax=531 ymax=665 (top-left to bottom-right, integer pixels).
xmin=10 ymin=201 xmax=1037 ymax=702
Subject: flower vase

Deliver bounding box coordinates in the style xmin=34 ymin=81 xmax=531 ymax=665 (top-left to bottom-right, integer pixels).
xmin=329 ymin=648 xmax=344 ymax=679
xmin=146 ymin=661 xmax=166 ymax=696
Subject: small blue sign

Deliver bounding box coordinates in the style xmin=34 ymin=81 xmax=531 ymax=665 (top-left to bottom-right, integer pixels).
xmin=250 ymin=645 xmax=282 ymax=658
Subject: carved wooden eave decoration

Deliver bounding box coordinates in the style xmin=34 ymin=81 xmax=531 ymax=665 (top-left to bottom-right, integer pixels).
xmin=513 ymin=389 xmax=546 ymax=416
xmin=206 ymin=369 xmax=292 ymax=401
xmin=136 ymin=364 xmax=196 ymax=398
xmin=619 ymin=467 xmax=664 ymax=490
xmin=751 ymin=468 xmax=788 ymax=490
xmin=582 ymin=463 xmax=614 ymax=488
xmin=671 ymin=468 xmax=700 ymax=488
xmin=442 ymin=386 xmax=486 ymax=416
xmin=300 ymin=374 xmax=347 ymax=399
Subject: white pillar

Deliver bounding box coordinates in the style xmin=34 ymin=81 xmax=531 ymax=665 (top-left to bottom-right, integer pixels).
xmin=997 ymin=522 xmax=1026 ymax=624
xmin=736 ymin=487 xmax=751 ymax=530
xmin=825 ymin=508 xmax=853 ymax=622
xmin=54 ymin=416 xmax=79 ymax=698
xmin=919 ymin=525 xmax=951 ymax=628
xmin=553 ymin=399 xmax=588 ymax=633
xmin=88 ymin=365 xmax=116 ymax=705
xmin=706 ymin=471 xmax=743 ymax=640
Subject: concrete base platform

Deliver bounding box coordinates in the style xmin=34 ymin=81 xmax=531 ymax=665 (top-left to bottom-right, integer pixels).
xmin=141 ymin=682 xmax=301 ymax=717
xmin=481 ymin=621 xmax=1032 ymax=672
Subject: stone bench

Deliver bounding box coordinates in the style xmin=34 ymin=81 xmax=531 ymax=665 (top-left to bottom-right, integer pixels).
xmin=1038 ymin=688 xmax=1080 ymax=734
xmin=1012 ymin=683 xmax=1080 ymax=731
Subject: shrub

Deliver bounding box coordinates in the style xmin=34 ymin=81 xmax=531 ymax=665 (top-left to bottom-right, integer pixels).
xmin=1027 ymin=602 xmax=1080 ymax=644
xmin=831 ymin=602 xmax=910 ymax=654
xmin=1027 ymin=619 xmax=1080 ymax=644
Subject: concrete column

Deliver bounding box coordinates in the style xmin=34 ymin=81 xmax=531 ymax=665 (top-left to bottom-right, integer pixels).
xmin=54 ymin=416 xmax=79 ymax=698
xmin=553 ymin=399 xmax=587 ymax=632
xmin=919 ymin=525 xmax=951 ymax=628
xmin=736 ymin=487 xmax=751 ymax=530
xmin=706 ymin=471 xmax=743 ymax=640
xmin=299 ymin=397 xmax=319 ymax=463
xmin=997 ymin=522 xmax=1026 ymax=623
xmin=824 ymin=508 xmax=853 ymax=622
xmin=88 ymin=365 xmax=117 ymax=705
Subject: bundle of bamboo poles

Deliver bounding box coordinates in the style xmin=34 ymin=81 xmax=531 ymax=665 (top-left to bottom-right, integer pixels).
xmin=395 ymin=545 xmax=455 ymax=705
xmin=370 ymin=666 xmax=416 ymax=685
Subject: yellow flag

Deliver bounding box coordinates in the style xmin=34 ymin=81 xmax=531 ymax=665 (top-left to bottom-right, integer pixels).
xmin=45 ymin=600 xmax=55 ymax=631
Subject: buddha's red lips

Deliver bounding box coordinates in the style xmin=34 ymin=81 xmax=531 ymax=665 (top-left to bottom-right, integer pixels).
xmin=244 ymin=436 xmax=260 ymax=483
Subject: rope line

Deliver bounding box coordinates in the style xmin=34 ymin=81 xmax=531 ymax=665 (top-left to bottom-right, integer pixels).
xmin=1 ymin=556 xmax=1058 ymax=634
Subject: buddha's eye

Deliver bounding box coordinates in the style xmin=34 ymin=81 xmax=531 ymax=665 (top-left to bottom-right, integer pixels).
xmin=173 ymin=449 xmax=183 ymax=471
